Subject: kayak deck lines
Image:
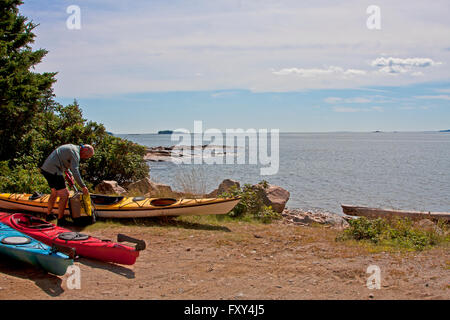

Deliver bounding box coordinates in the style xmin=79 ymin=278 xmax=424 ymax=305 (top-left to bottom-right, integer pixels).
xmin=0 ymin=192 xmax=241 ymax=219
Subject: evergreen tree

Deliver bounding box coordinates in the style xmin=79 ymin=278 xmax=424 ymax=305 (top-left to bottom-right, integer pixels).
xmin=0 ymin=0 xmax=56 ymax=162
xmin=0 ymin=1 xmax=149 ymax=193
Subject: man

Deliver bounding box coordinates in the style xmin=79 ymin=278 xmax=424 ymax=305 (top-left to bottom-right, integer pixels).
xmin=40 ymin=144 xmax=94 ymax=225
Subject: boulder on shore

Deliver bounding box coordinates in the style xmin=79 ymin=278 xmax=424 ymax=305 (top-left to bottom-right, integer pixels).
xmin=414 ymin=219 xmax=445 ymax=236
xmin=94 ymin=180 xmax=127 ymax=195
xmin=145 ymin=182 xmax=174 ymax=197
xmin=206 ymin=180 xmax=289 ymax=213
xmin=207 ymin=179 xmax=240 ymax=197
xmin=254 ymin=183 xmax=290 ymax=213
xmin=127 ymin=177 xmax=174 ymax=197
xmin=282 ymin=208 xmax=349 ymax=229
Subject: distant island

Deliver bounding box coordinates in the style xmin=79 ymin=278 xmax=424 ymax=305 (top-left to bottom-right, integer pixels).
xmin=158 ymin=130 xmax=186 ymax=134
xmin=439 ymin=129 xmax=450 ymax=132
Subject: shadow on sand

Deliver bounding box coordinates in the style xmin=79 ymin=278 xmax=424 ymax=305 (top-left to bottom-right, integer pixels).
xmin=76 ymin=258 xmax=135 ymax=279
xmin=0 ymin=260 xmax=65 ymax=297
xmin=0 ymin=258 xmax=136 ymax=298
xmin=95 ymin=217 xmax=232 ymax=233
xmin=0 ymin=210 xmax=232 ymax=232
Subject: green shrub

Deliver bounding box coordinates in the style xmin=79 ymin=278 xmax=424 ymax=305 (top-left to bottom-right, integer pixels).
xmin=0 ymin=161 xmax=50 ymax=194
xmin=337 ymin=217 xmax=448 ymax=251
xmin=0 ymin=101 xmax=150 ymax=193
xmin=80 ymin=134 xmax=149 ymax=186
xmin=340 ymin=217 xmax=388 ymax=243
xmin=220 ymin=182 xmax=281 ymax=223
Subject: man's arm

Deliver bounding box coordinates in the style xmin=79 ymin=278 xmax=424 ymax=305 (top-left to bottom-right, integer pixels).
xmin=68 ymin=149 xmax=86 ymax=189
xmin=70 ymin=165 xmax=86 ymax=189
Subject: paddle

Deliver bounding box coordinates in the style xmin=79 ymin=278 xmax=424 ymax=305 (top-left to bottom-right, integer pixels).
xmin=64 ymin=170 xmax=78 ymax=193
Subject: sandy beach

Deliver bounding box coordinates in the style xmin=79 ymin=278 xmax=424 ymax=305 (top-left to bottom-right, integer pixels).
xmin=1 ymin=217 xmax=448 ymax=300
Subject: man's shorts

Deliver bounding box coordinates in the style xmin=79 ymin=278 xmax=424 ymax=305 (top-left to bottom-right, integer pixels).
xmin=41 ymin=169 xmax=67 ymax=191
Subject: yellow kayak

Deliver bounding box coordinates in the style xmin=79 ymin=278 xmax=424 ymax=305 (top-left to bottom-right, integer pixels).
xmin=0 ymin=193 xmax=241 ymax=218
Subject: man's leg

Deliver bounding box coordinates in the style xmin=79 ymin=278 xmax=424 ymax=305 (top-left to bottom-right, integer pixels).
xmin=47 ymin=188 xmax=57 ymax=216
xmin=56 ymin=188 xmax=70 ymax=220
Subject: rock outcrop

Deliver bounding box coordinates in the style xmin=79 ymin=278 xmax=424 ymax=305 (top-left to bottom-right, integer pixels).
xmin=94 ymin=180 xmax=127 ymax=195
xmin=254 ymin=183 xmax=290 ymax=213
xmin=127 ymin=177 xmax=174 ymax=197
xmin=143 ymin=145 xmax=228 ymax=162
xmin=145 ymin=182 xmax=174 ymax=197
xmin=282 ymin=208 xmax=349 ymax=229
xmin=207 ymin=179 xmax=241 ymax=197
xmin=143 ymin=146 xmax=176 ymax=162
xmin=414 ymin=219 xmax=445 ymax=236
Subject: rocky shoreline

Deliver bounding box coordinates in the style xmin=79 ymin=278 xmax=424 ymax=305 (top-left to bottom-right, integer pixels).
xmin=281 ymin=208 xmax=350 ymax=229
xmin=94 ymin=177 xmax=353 ymax=229
xmin=143 ymin=145 xmax=229 ymax=162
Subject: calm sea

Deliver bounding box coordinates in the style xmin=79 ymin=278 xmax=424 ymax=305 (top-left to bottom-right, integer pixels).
xmin=117 ymin=132 xmax=450 ymax=214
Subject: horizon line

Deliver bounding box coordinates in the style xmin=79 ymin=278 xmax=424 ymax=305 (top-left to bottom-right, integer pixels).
xmin=112 ymin=130 xmax=450 ymax=135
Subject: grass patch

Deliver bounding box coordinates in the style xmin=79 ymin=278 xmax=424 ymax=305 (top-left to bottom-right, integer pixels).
xmin=84 ymin=214 xmax=235 ymax=233
xmin=337 ymin=217 xmax=449 ymax=251
xmin=173 ymin=167 xmax=208 ymax=198
xmin=81 ymin=211 xmax=279 ymax=236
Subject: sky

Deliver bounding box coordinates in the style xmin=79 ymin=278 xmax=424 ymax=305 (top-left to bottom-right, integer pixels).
xmin=21 ymin=0 xmax=450 ymax=133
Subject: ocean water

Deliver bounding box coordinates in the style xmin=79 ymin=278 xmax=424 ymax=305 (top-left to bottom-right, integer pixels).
xmin=117 ymin=132 xmax=450 ymax=214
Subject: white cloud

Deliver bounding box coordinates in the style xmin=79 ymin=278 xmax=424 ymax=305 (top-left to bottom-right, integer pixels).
xmin=24 ymin=1 xmax=450 ymax=96
xmin=371 ymin=57 xmax=442 ymax=74
xmin=273 ymin=56 xmax=441 ymax=82
xmin=372 ymin=57 xmax=440 ymax=68
xmin=344 ymin=69 xmax=367 ymax=76
xmin=211 ymin=91 xmax=239 ymax=98
xmin=272 ymin=66 xmax=366 ymax=77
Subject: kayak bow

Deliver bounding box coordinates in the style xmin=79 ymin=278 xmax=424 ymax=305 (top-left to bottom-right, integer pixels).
xmin=0 ymin=221 xmax=73 ymax=275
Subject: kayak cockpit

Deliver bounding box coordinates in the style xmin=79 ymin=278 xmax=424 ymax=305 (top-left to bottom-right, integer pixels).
xmin=91 ymin=195 xmax=178 ymax=207
xmin=12 ymin=214 xmax=54 ymax=230
xmin=90 ymin=194 xmax=124 ymax=205
xmin=149 ymin=198 xmax=177 ymax=207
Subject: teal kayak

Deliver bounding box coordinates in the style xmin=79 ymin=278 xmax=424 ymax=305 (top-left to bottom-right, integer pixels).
xmin=0 ymin=222 xmax=73 ymax=276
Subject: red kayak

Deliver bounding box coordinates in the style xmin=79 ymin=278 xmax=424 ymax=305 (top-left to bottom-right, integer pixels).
xmin=0 ymin=213 xmax=145 ymax=265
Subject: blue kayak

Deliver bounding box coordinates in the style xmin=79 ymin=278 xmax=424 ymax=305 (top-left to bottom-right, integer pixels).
xmin=0 ymin=222 xmax=73 ymax=276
